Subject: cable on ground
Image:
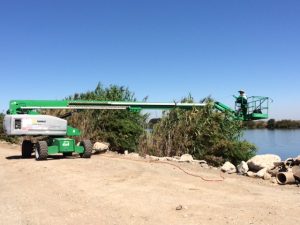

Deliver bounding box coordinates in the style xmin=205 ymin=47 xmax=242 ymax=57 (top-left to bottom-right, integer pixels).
xmin=100 ymin=154 xmax=225 ymax=182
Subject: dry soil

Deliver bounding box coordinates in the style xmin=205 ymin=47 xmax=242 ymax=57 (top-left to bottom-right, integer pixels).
xmin=0 ymin=142 xmax=299 ymax=225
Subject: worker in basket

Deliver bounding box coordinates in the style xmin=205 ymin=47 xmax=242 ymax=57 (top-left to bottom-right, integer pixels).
xmin=235 ymin=90 xmax=248 ymax=117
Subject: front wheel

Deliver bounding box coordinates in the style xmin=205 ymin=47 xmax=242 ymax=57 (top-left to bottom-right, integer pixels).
xmin=35 ymin=141 xmax=48 ymax=161
xmin=79 ymin=140 xmax=92 ymax=158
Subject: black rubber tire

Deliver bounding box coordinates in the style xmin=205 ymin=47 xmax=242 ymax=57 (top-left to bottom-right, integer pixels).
xmin=21 ymin=140 xmax=33 ymax=158
xmin=80 ymin=140 xmax=92 ymax=158
xmin=63 ymin=152 xmax=72 ymax=157
xmin=35 ymin=141 xmax=48 ymax=161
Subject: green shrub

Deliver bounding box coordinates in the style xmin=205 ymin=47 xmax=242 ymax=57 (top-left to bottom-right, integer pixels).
xmin=0 ymin=113 xmax=19 ymax=143
xmin=139 ymin=97 xmax=256 ymax=166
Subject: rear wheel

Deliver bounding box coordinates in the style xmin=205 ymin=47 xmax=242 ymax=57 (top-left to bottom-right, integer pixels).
xmin=80 ymin=140 xmax=92 ymax=158
xmin=22 ymin=140 xmax=33 ymax=158
xmin=35 ymin=141 xmax=48 ymax=161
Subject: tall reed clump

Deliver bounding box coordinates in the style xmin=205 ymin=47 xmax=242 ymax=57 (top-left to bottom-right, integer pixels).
xmin=139 ymin=96 xmax=256 ymax=166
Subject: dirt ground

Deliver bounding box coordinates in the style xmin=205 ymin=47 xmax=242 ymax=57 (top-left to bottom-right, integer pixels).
xmin=0 ymin=142 xmax=300 ymax=225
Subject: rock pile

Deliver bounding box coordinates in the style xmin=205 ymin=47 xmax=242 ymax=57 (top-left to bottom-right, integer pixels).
xmin=221 ymin=154 xmax=300 ymax=185
xmin=100 ymin=143 xmax=300 ymax=186
xmin=125 ymin=152 xmax=210 ymax=168
xmin=271 ymin=156 xmax=300 ymax=185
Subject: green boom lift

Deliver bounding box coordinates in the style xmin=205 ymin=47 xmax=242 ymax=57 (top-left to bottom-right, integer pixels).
xmin=3 ymin=95 xmax=270 ymax=160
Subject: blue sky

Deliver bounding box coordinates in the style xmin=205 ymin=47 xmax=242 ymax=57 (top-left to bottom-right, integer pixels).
xmin=0 ymin=0 xmax=299 ymax=119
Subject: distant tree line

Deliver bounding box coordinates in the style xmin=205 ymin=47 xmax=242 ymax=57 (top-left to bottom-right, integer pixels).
xmin=243 ymin=119 xmax=300 ymax=129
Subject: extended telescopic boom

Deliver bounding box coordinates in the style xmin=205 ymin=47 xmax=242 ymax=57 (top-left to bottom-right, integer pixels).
xmin=7 ymin=96 xmax=270 ymax=121
xmin=7 ymin=100 xmax=207 ymax=115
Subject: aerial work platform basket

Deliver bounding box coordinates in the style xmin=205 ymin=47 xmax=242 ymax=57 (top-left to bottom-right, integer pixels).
xmin=235 ymin=96 xmax=270 ymax=121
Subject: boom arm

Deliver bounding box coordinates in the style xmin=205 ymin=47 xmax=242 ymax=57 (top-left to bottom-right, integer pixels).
xmin=7 ymin=96 xmax=270 ymax=121
xmin=7 ymin=96 xmax=269 ymax=121
xmin=7 ymin=100 xmax=207 ymax=115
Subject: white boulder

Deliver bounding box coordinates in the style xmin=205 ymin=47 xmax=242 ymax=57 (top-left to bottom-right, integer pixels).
xmin=246 ymin=171 xmax=256 ymax=178
xmin=247 ymin=154 xmax=281 ymax=171
xmin=256 ymin=168 xmax=268 ymax=178
xmin=221 ymin=161 xmax=236 ymax=174
xmin=263 ymin=173 xmax=272 ymax=180
xmin=179 ymin=154 xmax=194 ymax=162
xmin=93 ymin=142 xmax=110 ymax=152
xmin=237 ymin=161 xmax=249 ymax=174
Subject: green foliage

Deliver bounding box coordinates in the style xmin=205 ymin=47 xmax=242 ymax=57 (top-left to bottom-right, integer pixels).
xmin=63 ymin=83 xmax=147 ymax=152
xmin=200 ymin=140 xmax=256 ymax=166
xmin=139 ymin=97 xmax=256 ymax=166
xmin=0 ymin=113 xmax=19 ymax=143
xmin=0 ymin=113 xmax=5 ymax=139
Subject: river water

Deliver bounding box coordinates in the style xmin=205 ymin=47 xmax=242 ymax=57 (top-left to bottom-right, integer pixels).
xmin=243 ymin=129 xmax=300 ymax=160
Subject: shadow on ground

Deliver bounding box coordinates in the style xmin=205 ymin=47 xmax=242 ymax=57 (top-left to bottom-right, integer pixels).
xmin=5 ymin=155 xmax=81 ymax=160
